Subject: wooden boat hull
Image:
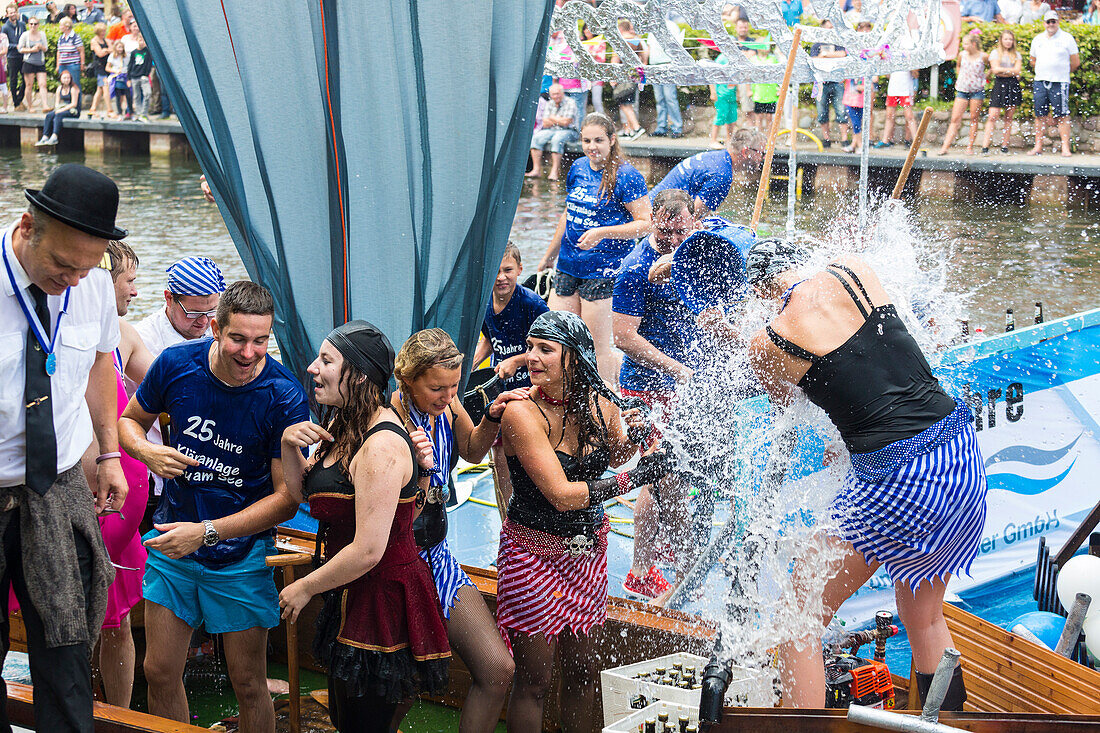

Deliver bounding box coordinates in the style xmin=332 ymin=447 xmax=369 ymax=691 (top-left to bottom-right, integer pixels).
xmin=5 ymin=681 xmax=208 ymax=733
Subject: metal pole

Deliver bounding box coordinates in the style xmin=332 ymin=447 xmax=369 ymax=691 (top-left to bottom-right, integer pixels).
xmin=786 ymin=79 xmax=797 ymax=237
xmin=921 ymin=648 xmax=961 ymax=723
xmin=858 ymin=75 xmax=872 ymax=228
xmin=1054 ymin=592 xmax=1091 ymax=657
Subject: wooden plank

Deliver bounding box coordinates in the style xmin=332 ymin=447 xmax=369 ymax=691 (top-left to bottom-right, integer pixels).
xmin=714 ymin=708 xmax=1100 ymax=733
xmin=943 ymin=603 xmax=1100 ymax=714
xmin=6 ymin=682 xmax=209 ymax=732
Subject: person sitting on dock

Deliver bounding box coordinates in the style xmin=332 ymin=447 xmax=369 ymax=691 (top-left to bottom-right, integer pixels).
xmin=273 ymin=321 xmax=453 ymax=732
xmin=649 ymin=129 xmax=765 ymax=217
xmin=497 ymin=310 xmax=667 ymax=732
xmin=118 ymin=281 xmax=310 ymax=732
xmin=35 ymin=68 xmax=78 ymax=146
xmin=613 ymin=189 xmax=699 ymax=601
xmin=527 ymin=82 xmax=579 ymax=182
xmin=743 ymin=239 xmax=987 ymax=711
xmin=392 ymin=328 xmax=525 ymax=732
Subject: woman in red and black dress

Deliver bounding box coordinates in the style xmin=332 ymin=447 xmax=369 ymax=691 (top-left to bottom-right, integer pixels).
xmin=498 ymin=311 xmax=670 ymax=731
xmin=276 ymin=321 xmax=450 ymax=733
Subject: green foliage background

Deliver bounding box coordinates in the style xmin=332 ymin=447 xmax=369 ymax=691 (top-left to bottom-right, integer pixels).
xmin=35 ymin=23 xmax=101 ymax=95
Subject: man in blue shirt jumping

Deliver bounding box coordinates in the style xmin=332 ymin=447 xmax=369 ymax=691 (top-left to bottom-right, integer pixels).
xmin=119 ymin=281 xmax=309 ymax=732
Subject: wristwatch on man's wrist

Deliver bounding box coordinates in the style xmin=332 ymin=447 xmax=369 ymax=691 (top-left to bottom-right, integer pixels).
xmin=202 ymin=519 xmax=220 ymax=547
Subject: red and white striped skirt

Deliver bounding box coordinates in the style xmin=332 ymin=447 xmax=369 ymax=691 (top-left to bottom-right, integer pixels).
xmin=495 ymin=519 xmax=609 ymax=649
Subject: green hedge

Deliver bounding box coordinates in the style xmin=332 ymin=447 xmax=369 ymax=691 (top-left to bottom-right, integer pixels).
xmin=36 ymin=23 xmax=100 ymax=95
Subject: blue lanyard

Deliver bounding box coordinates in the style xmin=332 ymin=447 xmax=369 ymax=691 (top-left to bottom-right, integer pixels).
xmin=2 ymin=228 xmax=71 ymax=376
xmin=407 ymin=402 xmax=452 ymax=488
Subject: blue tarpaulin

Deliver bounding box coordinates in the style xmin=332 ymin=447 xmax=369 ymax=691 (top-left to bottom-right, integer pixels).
xmin=130 ymin=0 xmax=553 ymax=380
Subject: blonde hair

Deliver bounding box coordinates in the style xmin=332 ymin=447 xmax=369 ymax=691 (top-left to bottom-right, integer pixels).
xmin=394 ymin=328 xmax=463 ymax=393
xmin=105 ymin=240 xmax=138 ymax=280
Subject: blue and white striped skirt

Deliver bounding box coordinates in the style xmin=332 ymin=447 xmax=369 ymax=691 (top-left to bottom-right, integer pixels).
xmin=834 ymin=401 xmax=988 ymax=590
xmin=419 ymin=538 xmax=475 ymax=619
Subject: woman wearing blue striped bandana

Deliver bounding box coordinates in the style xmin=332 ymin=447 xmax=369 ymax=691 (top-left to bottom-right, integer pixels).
xmin=742 ymin=239 xmax=988 ymax=711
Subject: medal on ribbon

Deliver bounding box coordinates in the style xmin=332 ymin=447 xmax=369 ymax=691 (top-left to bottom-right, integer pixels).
xmin=2 ymin=230 xmax=70 ymax=378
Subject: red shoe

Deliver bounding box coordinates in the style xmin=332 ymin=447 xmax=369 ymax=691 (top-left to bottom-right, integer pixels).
xmin=622 ymin=565 xmax=672 ymax=600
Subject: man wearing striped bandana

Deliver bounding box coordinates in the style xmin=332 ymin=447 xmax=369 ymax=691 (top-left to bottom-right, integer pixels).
xmin=132 ymin=256 xmax=225 ymax=500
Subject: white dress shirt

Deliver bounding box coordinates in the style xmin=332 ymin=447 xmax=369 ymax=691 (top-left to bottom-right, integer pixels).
xmin=0 ymin=221 xmax=120 ymax=487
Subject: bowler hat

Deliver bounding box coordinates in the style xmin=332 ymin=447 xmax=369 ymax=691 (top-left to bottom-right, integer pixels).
xmin=24 ymin=163 xmax=127 ymax=240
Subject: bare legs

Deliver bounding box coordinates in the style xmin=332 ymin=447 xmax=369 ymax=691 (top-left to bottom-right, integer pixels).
xmin=527 ymin=148 xmax=544 ymax=178
xmin=618 ymin=102 xmax=641 ymax=136
xmin=142 ymin=601 xmax=194 ymax=723
xmin=938 ymin=97 xmax=970 ymax=155
xmin=144 ymin=601 xmax=274 ymax=731
xmin=965 ymin=98 xmax=981 ymax=154
xmin=222 ymin=627 xmax=276 ymax=733
xmin=99 ymin=615 xmax=136 ymax=708
xmin=630 ymin=485 xmax=657 ymax=578
xmin=507 ymin=628 xmax=600 ymax=733
xmin=778 ymin=540 xmax=878 ymax=708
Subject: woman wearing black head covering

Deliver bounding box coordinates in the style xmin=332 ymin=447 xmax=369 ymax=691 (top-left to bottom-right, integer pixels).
xmin=275 ymin=321 xmax=451 ymax=733
xmin=744 ymin=241 xmax=985 ymax=712
xmin=497 ymin=311 xmax=670 ymax=731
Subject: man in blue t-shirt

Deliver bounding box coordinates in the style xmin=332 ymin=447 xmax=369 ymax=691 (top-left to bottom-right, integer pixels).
xmin=473 ymin=243 xmax=549 ymax=391
xmin=119 ymin=281 xmax=308 ymax=731
xmin=473 ymin=242 xmax=549 ymax=517
xmin=612 ymin=188 xmax=699 ymax=600
xmin=649 ymin=128 xmax=765 ymax=216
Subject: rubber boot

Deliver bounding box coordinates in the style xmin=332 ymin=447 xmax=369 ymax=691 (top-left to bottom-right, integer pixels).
xmin=915 ymin=666 xmax=967 ymax=711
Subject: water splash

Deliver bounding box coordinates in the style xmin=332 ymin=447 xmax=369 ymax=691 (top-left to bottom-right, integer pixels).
xmin=648 ymin=199 xmax=978 ymax=702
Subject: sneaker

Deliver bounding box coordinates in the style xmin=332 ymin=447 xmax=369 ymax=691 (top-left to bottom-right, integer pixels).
xmin=46 ymin=134 xmax=58 ymax=145
xmin=630 ymin=128 xmax=646 ymax=140
xmin=1000 ymin=146 xmax=1009 ymax=154
xmin=822 ymin=139 xmax=831 ymax=149
xmin=34 ymin=135 xmax=48 ymax=146
xmin=622 ymin=565 xmax=673 ymax=600
xmin=651 ymin=130 xmax=668 ymax=137
xmin=669 ymin=131 xmax=683 ymax=139
xmin=872 ymin=141 xmax=891 ymax=148
xmin=981 ymin=146 xmax=990 ymax=155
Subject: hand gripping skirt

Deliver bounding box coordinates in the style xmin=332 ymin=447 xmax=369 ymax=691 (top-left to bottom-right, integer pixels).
xmin=495 ymin=517 xmax=610 ymax=649
xmin=419 ymin=538 xmax=474 ymax=619
xmin=833 ymin=401 xmax=988 ymax=590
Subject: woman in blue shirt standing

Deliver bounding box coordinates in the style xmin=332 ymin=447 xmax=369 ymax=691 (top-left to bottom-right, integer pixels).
xmin=538 ymin=112 xmax=651 ymax=386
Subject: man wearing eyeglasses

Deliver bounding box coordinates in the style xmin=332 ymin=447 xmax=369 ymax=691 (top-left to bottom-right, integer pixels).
xmin=1029 ymin=11 xmax=1079 ymax=158
xmin=134 ymin=256 xmax=224 ymax=498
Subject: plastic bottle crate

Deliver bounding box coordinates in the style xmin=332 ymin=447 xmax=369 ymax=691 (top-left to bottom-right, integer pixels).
xmin=601 ymin=700 xmax=696 ymax=732
xmin=600 ymin=652 xmax=775 ymax=726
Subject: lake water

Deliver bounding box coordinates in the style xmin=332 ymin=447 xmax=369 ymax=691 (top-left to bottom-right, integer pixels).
xmin=3 ymin=150 xmax=1095 ymax=333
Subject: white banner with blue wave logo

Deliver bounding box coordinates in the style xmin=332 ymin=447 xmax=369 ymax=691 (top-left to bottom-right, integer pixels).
xmin=837 ymin=307 xmax=1100 ymax=625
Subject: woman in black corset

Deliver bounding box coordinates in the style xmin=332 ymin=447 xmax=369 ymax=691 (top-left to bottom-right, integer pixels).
xmin=744 ymin=240 xmax=987 ymax=711
xmin=275 ymin=321 xmax=451 ymax=732
xmin=497 ymin=311 xmax=670 ymax=731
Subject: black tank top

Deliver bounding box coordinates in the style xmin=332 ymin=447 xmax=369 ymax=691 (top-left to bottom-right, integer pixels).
xmin=505 ymin=401 xmax=610 ymax=537
xmin=765 ymin=263 xmax=954 ymax=454
xmin=302 ymin=421 xmax=420 ymax=503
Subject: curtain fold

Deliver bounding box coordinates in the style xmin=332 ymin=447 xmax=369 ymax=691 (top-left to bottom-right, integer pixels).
xmin=130 ymin=0 xmax=553 ymax=380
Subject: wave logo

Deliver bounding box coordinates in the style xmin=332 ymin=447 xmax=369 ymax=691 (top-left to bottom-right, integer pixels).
xmin=983 ymin=434 xmax=1081 ymax=496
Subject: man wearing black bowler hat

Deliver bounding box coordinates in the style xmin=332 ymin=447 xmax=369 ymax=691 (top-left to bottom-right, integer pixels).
xmin=0 ymin=163 xmax=129 ymax=731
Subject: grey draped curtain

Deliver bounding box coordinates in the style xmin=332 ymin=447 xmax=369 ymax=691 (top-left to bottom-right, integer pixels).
xmin=130 ymin=0 xmax=553 ymax=380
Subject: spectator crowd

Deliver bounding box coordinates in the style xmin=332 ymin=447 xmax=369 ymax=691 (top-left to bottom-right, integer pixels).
xmin=528 ymin=0 xmax=1093 ymax=171
xmin=0 ymin=2 xmax=172 ymax=145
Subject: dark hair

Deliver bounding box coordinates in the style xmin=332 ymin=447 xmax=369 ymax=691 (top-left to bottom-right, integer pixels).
xmin=315 ymin=358 xmax=389 ymax=468
xmin=652 ymin=189 xmax=693 ymax=219
xmin=105 ymin=239 xmax=138 ymax=280
xmin=502 ymin=241 xmax=522 ymax=268
xmin=215 ymin=280 xmax=274 ymax=329
xmin=581 ymin=113 xmax=626 ymax=202
xmin=558 ymin=346 xmax=609 ymax=457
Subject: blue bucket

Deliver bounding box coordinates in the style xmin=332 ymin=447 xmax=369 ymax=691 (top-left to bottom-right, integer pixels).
xmin=671 ymin=218 xmax=756 ymax=315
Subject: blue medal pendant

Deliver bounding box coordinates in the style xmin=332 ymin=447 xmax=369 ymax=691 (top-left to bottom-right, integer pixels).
xmin=45 ymin=352 xmax=56 ymax=376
